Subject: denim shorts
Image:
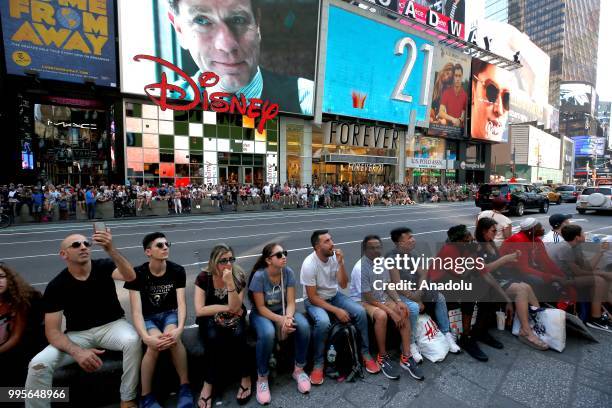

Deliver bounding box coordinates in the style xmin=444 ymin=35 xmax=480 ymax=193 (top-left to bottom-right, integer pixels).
xmin=144 ymin=309 xmax=178 ymax=332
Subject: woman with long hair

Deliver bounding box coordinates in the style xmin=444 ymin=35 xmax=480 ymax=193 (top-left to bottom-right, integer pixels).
xmin=247 ymin=243 xmax=311 ymax=405
xmin=0 ymin=263 xmax=43 ymax=386
xmin=194 ymin=245 xmax=252 ymax=408
xmin=430 ymin=62 xmax=454 ymax=123
xmin=475 ymin=217 xmax=548 ymax=350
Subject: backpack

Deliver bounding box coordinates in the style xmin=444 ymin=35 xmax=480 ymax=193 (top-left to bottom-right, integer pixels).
xmin=324 ymin=322 xmax=363 ymax=382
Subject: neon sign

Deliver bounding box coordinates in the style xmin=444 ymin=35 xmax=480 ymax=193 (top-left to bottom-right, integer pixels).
xmin=134 ymin=55 xmax=279 ymax=134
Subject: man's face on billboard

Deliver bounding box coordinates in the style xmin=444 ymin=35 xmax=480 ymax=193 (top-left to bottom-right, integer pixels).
xmin=170 ymin=0 xmax=261 ymax=93
xmin=471 ymin=64 xmax=511 ymax=141
xmin=453 ymin=68 xmax=462 ymax=87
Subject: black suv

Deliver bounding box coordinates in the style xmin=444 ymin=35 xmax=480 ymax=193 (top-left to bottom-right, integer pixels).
xmin=475 ymin=183 xmax=550 ymax=216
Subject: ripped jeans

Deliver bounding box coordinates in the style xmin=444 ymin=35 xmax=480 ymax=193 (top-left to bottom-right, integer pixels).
xmin=24 ymin=318 xmax=141 ymax=408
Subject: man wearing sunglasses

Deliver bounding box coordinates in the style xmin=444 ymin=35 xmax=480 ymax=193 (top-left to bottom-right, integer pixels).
xmin=124 ymin=232 xmax=193 ymax=408
xmin=470 ymin=60 xmax=512 ymax=142
xmin=25 ymin=230 xmax=140 ymax=408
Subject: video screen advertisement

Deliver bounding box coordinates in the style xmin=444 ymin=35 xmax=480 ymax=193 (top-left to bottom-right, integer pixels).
xmin=469 ymin=58 xmax=511 ymax=143
xmin=118 ymin=0 xmax=319 ymax=116
xmin=560 ymin=82 xmax=596 ymax=114
xmin=428 ymin=47 xmax=470 ymax=138
xmin=0 ymin=0 xmax=117 ymax=86
xmin=573 ymin=136 xmax=605 ymax=157
xmin=321 ymin=4 xmax=434 ymax=125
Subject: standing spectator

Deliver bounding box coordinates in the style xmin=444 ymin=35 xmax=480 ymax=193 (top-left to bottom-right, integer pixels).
xmin=32 ymin=188 xmax=44 ymax=222
xmin=25 ymin=230 xmax=141 ymax=408
xmin=85 ymin=187 xmax=96 ymax=220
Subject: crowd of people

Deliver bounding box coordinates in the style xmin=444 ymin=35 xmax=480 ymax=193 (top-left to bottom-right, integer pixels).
xmin=0 ymin=182 xmax=480 ymax=222
xmin=1 ymin=202 xmax=610 ymax=407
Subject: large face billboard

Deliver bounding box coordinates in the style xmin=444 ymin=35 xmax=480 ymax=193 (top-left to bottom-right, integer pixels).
xmin=1 ymin=0 xmax=117 ymax=86
xmin=119 ymin=0 xmax=318 ymax=116
xmin=428 ymin=47 xmax=470 ymax=138
xmin=321 ymin=4 xmax=434 ymax=125
xmin=470 ymin=59 xmax=511 ymax=143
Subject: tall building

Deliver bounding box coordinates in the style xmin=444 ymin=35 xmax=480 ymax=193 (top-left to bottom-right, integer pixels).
xmin=485 ymin=0 xmax=509 ymax=22
xmin=503 ymin=0 xmax=600 ymax=107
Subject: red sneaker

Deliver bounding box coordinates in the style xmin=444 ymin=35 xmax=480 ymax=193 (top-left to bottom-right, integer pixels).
xmin=310 ymin=367 xmax=325 ymax=385
xmin=363 ymin=355 xmax=380 ymax=374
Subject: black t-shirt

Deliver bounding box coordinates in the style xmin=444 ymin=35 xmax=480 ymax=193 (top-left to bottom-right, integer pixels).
xmin=43 ymin=259 xmax=124 ymax=332
xmin=124 ymin=261 xmax=186 ymax=317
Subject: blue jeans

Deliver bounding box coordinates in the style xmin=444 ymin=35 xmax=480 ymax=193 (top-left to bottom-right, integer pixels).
xmin=144 ymin=309 xmax=178 ymax=332
xmin=305 ymin=292 xmax=370 ymax=366
xmin=399 ymin=296 xmax=420 ymax=342
xmin=250 ymin=311 xmax=310 ymax=377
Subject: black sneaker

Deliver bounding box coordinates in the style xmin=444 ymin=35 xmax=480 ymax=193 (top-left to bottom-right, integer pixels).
xmin=477 ymin=331 xmax=504 ymax=349
xmin=459 ymin=337 xmax=488 ymax=362
xmin=399 ymin=354 xmax=425 ymax=380
xmin=377 ymin=354 xmax=400 ymax=380
xmin=586 ymin=316 xmax=612 ymax=333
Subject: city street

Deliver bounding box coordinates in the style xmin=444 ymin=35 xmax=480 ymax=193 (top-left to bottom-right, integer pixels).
xmin=1 ymin=203 xmax=612 ymax=407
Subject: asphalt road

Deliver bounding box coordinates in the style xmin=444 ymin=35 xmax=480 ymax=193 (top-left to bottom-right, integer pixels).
xmin=1 ymin=201 xmax=610 ymax=324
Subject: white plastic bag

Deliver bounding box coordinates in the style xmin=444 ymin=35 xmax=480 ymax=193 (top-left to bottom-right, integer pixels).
xmin=512 ymin=308 xmax=566 ymax=352
xmin=416 ymin=314 xmax=450 ymax=362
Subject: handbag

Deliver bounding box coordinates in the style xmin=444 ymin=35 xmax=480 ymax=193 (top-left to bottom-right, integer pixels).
xmin=213 ymin=311 xmax=242 ymax=329
xmin=275 ymin=268 xmax=289 ymax=341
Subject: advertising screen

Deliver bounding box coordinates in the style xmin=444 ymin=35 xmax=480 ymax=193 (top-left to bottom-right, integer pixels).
xmin=527 ymin=128 xmax=560 ymax=169
xmin=470 ymin=58 xmax=511 ymax=143
xmin=322 ymin=5 xmax=434 ymax=125
xmin=573 ymin=136 xmax=605 ymax=157
xmin=118 ymin=0 xmax=318 ymax=116
xmin=428 ymin=47 xmax=470 ymax=138
xmin=1 ymin=0 xmax=117 ymax=86
xmin=560 ymin=83 xmax=596 ymax=114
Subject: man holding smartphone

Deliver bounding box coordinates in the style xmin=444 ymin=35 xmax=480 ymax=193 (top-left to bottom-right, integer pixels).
xmin=25 ymin=228 xmax=140 ymax=408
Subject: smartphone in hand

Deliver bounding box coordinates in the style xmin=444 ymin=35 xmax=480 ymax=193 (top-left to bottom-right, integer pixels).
xmin=93 ymin=221 xmax=106 ymax=233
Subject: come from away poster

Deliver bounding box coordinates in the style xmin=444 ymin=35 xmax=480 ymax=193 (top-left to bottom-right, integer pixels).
xmin=1 ymin=0 xmax=117 ymax=87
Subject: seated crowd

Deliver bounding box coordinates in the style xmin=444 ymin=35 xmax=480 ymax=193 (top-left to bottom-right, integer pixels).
xmin=1 ymin=213 xmax=609 ymax=408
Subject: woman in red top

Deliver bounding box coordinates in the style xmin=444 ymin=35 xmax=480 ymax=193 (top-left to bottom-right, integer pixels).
xmin=0 ymin=263 xmax=43 ymax=386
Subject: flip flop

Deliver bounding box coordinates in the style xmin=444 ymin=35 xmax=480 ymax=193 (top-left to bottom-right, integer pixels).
xmin=198 ymin=395 xmax=212 ymax=408
xmin=518 ymin=333 xmax=549 ymax=351
xmin=236 ymin=384 xmax=252 ymax=406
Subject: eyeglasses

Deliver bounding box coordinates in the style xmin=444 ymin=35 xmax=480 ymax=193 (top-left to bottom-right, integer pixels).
xmin=154 ymin=241 xmax=171 ymax=249
xmin=69 ymin=240 xmax=92 ymax=249
xmin=218 ymin=257 xmax=236 ymax=265
xmin=474 ymin=75 xmax=510 ymax=111
xmin=270 ymin=250 xmax=288 ymax=259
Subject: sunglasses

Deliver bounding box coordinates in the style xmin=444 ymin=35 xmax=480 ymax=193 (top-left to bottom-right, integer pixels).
xmin=474 ymin=76 xmax=510 ymax=111
xmin=270 ymin=250 xmax=288 ymax=259
xmin=154 ymin=241 xmax=171 ymax=249
xmin=69 ymin=240 xmax=92 ymax=249
xmin=218 ymin=257 xmax=236 ymax=265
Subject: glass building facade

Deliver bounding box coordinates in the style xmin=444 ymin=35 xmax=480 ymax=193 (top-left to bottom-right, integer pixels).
xmin=501 ymin=0 xmax=600 ymax=107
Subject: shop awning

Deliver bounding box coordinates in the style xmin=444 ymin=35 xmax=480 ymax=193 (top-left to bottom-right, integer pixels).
xmin=322 ymin=154 xmax=398 ymax=165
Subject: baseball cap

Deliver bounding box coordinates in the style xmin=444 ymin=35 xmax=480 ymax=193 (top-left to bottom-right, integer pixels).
xmin=519 ymin=217 xmax=538 ymax=231
xmin=549 ymin=214 xmax=572 ymax=229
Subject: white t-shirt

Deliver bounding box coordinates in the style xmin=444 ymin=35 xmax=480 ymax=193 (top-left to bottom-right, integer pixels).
xmin=542 ymin=230 xmax=562 ymax=244
xmin=300 ymin=251 xmax=339 ymax=300
xmin=478 ymin=210 xmax=512 ymax=244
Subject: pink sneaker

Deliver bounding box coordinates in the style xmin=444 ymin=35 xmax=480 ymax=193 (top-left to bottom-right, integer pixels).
xmin=293 ymin=371 xmax=311 ymax=394
xmin=256 ymin=380 xmax=271 ymax=405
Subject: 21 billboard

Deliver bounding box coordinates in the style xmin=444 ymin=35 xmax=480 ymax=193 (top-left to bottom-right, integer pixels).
xmin=321 ymin=4 xmax=434 ymax=125
xmin=1 ymin=0 xmax=117 ymax=87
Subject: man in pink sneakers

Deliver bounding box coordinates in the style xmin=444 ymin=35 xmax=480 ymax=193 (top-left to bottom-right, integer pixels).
xmin=301 ymin=230 xmax=380 ymax=385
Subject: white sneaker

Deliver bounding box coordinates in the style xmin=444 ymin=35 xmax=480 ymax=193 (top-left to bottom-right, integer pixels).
xmin=410 ymin=343 xmax=423 ymax=363
xmin=445 ymin=332 xmax=461 ymax=354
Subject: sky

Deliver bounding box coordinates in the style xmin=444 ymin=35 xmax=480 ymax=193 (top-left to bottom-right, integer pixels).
xmin=597 ymin=0 xmax=611 ymax=101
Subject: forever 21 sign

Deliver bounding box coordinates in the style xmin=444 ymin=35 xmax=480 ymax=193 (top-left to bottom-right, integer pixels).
xmin=324 ymin=121 xmax=402 ymax=150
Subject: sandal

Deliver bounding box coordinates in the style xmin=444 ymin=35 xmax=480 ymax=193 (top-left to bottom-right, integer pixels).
xmin=518 ymin=333 xmax=549 ymax=351
xmin=236 ymin=384 xmax=252 ymax=406
xmin=198 ymin=395 xmax=212 ymax=408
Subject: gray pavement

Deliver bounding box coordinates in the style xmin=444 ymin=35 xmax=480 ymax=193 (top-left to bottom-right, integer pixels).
xmin=2 ymin=202 xmax=612 ymax=407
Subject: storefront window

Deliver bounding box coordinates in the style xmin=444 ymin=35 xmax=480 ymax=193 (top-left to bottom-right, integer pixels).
xmin=33 ymin=103 xmax=111 ymax=185
xmin=287 ymin=124 xmax=303 ymax=184
xmin=124 ymin=102 xmax=278 ymax=186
